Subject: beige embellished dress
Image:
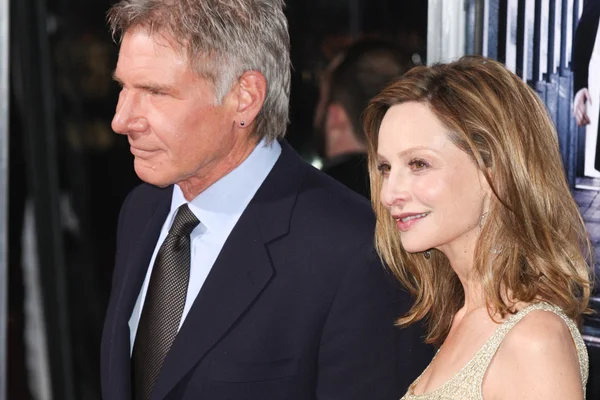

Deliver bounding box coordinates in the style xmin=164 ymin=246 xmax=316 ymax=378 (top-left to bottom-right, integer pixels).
xmin=401 ymin=302 xmax=589 ymax=400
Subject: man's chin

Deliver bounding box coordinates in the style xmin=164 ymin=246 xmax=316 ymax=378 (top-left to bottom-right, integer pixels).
xmin=134 ymin=163 xmax=174 ymax=188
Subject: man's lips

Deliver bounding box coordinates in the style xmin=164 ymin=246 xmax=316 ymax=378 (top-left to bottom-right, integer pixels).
xmin=130 ymin=146 xmax=157 ymax=157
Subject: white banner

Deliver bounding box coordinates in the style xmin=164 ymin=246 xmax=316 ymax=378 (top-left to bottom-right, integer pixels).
xmin=427 ymin=0 xmax=466 ymax=65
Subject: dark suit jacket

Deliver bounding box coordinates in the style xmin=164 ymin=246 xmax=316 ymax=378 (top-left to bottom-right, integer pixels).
xmin=101 ymin=141 xmax=432 ymax=400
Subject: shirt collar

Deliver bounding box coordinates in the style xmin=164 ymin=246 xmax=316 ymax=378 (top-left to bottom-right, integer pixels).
xmin=170 ymin=138 xmax=282 ymax=232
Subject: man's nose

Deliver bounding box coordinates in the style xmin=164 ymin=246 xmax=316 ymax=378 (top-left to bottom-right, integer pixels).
xmin=111 ymin=90 xmax=148 ymax=135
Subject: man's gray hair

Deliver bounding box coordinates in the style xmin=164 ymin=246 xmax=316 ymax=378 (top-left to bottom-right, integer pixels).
xmin=108 ymin=0 xmax=291 ymax=142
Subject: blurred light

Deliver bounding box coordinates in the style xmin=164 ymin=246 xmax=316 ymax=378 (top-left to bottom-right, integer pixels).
xmin=411 ymin=53 xmax=423 ymax=66
xmin=310 ymin=156 xmax=324 ymax=170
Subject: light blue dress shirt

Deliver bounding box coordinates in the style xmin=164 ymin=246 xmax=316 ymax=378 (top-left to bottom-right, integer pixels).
xmin=128 ymin=139 xmax=282 ymax=354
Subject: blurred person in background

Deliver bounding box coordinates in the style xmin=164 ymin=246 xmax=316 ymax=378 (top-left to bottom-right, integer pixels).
xmin=365 ymin=56 xmax=592 ymax=399
xmin=572 ymin=0 xmax=600 ymax=177
xmin=314 ymin=39 xmax=412 ymax=199
xmin=102 ymin=1 xmax=432 ymax=399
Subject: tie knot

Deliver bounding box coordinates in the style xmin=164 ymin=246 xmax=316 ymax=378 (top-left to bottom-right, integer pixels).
xmin=169 ymin=204 xmax=199 ymax=237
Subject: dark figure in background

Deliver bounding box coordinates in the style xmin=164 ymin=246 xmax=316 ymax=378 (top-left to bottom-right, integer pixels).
xmin=8 ymin=88 xmax=32 ymax=400
xmin=101 ymin=1 xmax=432 ymax=400
xmin=572 ymin=0 xmax=600 ymax=173
xmin=314 ymin=40 xmax=412 ymax=199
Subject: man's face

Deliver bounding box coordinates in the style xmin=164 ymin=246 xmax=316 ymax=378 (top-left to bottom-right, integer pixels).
xmin=112 ymin=29 xmax=239 ymax=189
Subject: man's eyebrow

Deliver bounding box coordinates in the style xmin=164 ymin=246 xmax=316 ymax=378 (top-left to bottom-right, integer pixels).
xmin=111 ymin=71 xmax=172 ymax=93
xmin=135 ymin=82 xmax=173 ymax=93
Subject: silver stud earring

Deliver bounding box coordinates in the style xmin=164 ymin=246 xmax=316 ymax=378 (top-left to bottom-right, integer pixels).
xmin=423 ymin=250 xmax=431 ymax=260
xmin=240 ymin=121 xmax=245 ymax=127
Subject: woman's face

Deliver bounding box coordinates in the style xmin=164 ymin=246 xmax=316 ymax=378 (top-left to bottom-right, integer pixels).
xmin=376 ymin=101 xmax=489 ymax=258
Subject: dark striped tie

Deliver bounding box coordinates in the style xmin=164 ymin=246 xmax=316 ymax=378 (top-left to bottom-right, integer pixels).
xmin=132 ymin=204 xmax=199 ymax=399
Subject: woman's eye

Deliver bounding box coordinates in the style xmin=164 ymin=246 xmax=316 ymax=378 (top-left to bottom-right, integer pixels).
xmin=408 ymin=159 xmax=429 ymax=171
xmin=377 ymin=163 xmax=391 ymax=175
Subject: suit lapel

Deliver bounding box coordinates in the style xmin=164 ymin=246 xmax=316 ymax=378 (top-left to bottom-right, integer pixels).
xmin=106 ymin=186 xmax=172 ymax=400
xmin=152 ymin=141 xmax=307 ymax=399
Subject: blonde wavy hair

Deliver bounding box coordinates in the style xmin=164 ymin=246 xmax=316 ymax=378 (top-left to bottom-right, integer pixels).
xmin=363 ymin=56 xmax=593 ymax=346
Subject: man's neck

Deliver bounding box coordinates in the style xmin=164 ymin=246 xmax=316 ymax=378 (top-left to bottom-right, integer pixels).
xmin=178 ymin=137 xmax=260 ymax=201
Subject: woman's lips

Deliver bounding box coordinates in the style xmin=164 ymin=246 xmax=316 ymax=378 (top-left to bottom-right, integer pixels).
xmin=395 ymin=212 xmax=430 ymax=232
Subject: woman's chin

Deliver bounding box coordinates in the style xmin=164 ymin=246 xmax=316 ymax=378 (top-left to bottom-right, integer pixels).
xmin=401 ymin=241 xmax=432 ymax=255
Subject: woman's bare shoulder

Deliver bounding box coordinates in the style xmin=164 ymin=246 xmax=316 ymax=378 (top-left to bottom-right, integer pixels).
xmin=484 ymin=309 xmax=583 ymax=400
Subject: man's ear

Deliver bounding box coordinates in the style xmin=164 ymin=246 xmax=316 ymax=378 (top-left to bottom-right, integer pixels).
xmin=233 ymin=71 xmax=267 ymax=129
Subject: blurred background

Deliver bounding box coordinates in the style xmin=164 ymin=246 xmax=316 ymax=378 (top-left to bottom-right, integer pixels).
xmin=1 ymin=0 xmax=600 ymax=399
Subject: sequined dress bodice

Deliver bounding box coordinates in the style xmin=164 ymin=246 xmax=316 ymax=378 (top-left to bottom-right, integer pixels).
xmin=401 ymin=302 xmax=589 ymax=400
